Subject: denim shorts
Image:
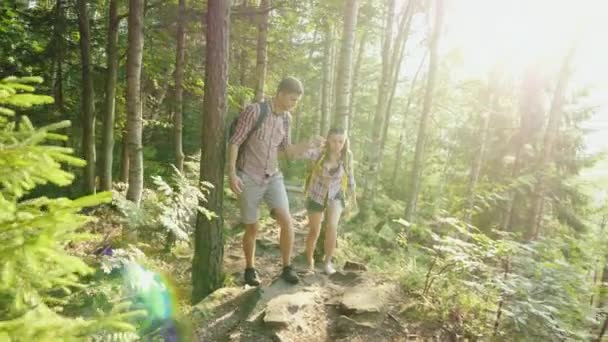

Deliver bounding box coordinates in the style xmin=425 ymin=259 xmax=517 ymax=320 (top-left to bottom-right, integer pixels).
xmin=306 ymin=192 xmax=344 ymax=213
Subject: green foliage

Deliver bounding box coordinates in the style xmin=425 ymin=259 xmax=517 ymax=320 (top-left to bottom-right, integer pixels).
xmin=0 ymin=76 xmax=143 ymax=340
xmin=114 ymin=163 xmax=215 ymax=245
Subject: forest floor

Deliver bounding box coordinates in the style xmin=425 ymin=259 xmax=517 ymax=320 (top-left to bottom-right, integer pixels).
xmin=76 ymin=189 xmax=451 ymax=341
xmin=188 ymin=192 xmax=448 ymax=341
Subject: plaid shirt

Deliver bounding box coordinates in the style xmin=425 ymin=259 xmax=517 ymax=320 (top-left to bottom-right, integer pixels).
xmin=229 ymin=102 xmax=291 ymax=185
xmin=304 ymin=148 xmax=356 ymax=205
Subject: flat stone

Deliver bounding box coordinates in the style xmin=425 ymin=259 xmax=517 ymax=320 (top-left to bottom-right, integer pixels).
xmin=340 ymin=284 xmax=395 ymax=315
xmin=334 ymin=315 xmax=376 ymax=334
xmin=263 ymin=291 xmax=317 ymax=329
xmin=343 ymin=261 xmax=368 ymax=272
xmin=329 ymin=271 xmax=362 ymax=286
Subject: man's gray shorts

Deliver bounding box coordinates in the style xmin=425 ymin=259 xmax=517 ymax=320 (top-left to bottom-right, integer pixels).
xmin=238 ymin=171 xmax=290 ymax=224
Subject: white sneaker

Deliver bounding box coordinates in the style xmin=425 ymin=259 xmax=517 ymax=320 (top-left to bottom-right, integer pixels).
xmin=323 ymin=263 xmax=336 ymax=275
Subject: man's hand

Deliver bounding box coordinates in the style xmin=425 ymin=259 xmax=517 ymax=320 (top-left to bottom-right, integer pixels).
xmin=309 ymin=135 xmax=325 ymax=149
xmin=229 ymin=173 xmax=244 ymax=195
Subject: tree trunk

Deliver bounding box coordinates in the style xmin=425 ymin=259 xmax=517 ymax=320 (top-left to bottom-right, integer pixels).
xmin=320 ymin=19 xmax=333 ymax=136
xmin=192 ymin=0 xmax=230 ymax=303
xmin=126 ymin=0 xmax=145 ymax=205
xmin=52 ymin=0 xmax=65 ymax=115
xmin=390 ymin=52 xmax=427 ymax=191
xmin=598 ymin=315 xmax=608 ymax=342
xmin=464 ymin=69 xmax=499 ymax=223
xmin=253 ymin=0 xmax=270 ymax=102
xmin=332 ymin=0 xmax=359 ymax=129
xmin=120 ymin=133 xmax=129 ymax=183
xmin=77 ymin=0 xmax=96 ymax=194
xmin=359 ymin=0 xmax=396 ymax=219
xmin=348 ymin=31 xmax=367 ymax=133
xmin=404 ymin=0 xmax=444 ymax=221
xmin=501 ymin=64 xmax=544 ymax=232
xmin=379 ymin=2 xmax=415 ymax=157
xmin=173 ymin=0 xmax=187 ymax=172
xmin=527 ymin=41 xmax=577 ymax=240
xmin=100 ymin=0 xmax=119 ymax=191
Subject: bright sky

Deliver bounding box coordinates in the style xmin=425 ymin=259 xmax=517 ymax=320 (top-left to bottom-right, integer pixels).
xmin=439 ymin=0 xmax=608 ymax=154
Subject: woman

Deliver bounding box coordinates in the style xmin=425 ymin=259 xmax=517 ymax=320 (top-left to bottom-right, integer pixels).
xmin=303 ymin=127 xmax=357 ymax=275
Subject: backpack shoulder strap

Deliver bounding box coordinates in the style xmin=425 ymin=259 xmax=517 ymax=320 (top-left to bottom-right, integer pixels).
xmin=304 ymin=151 xmax=325 ymax=197
xmin=242 ymin=101 xmax=269 ymax=143
xmin=252 ymin=102 xmax=269 ymax=132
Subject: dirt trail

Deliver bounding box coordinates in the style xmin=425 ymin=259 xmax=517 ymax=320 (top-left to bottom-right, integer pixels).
xmin=193 ymin=209 xmax=415 ymax=342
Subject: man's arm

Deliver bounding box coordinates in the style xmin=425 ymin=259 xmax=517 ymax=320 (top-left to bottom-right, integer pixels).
xmin=227 ymin=105 xmax=257 ymax=194
xmin=228 ymin=143 xmax=243 ymax=194
xmin=228 ymin=143 xmax=239 ymax=177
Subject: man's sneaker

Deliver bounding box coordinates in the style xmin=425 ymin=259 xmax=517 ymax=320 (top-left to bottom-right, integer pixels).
xmin=281 ymin=265 xmax=300 ymax=284
xmin=244 ymin=267 xmax=261 ymax=286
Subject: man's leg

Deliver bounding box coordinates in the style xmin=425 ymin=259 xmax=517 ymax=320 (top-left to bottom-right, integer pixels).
xmin=243 ymin=222 xmax=259 ymax=268
xmin=265 ymin=174 xmax=299 ymax=284
xmin=272 ymin=207 xmax=294 ymax=267
xmin=238 ymin=172 xmax=265 ymax=286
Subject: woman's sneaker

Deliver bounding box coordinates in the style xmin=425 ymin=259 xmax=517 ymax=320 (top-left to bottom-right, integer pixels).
xmin=244 ymin=267 xmax=261 ymax=286
xmin=281 ymin=265 xmax=300 ymax=284
xmin=323 ymin=263 xmax=336 ymax=275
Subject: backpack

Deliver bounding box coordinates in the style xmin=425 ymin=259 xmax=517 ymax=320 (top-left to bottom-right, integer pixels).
xmin=228 ymin=101 xmax=270 ymax=162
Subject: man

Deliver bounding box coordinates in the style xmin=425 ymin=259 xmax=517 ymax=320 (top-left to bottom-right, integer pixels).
xmin=228 ymin=77 xmax=323 ymax=286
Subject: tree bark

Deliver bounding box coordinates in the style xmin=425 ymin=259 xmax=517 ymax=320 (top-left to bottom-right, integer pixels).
xmin=332 ymin=0 xmax=359 ymax=129
xmin=379 ymin=2 xmax=415 ymax=157
xmin=359 ymin=0 xmax=396 ymax=219
xmin=192 ymin=0 xmax=230 ymax=303
xmin=528 ymin=41 xmax=577 ymax=240
xmin=404 ymin=0 xmax=444 ymax=221
xmin=52 ymin=0 xmax=66 ymax=115
xmin=390 ymin=52 xmax=427 ymax=191
xmin=77 ymin=0 xmax=96 ymax=194
xmin=347 ymin=31 xmax=367 ymax=133
xmin=173 ymin=0 xmax=187 ymax=172
xmin=126 ymin=0 xmax=145 ymax=205
xmin=120 ymin=133 xmax=129 ymax=183
xmin=253 ymin=0 xmax=270 ymax=102
xmin=100 ymin=0 xmax=119 ymax=191
xmin=501 ymin=64 xmax=544 ymax=232
xmin=320 ymin=19 xmax=333 ymax=136
xmin=464 ymin=69 xmax=499 ymax=223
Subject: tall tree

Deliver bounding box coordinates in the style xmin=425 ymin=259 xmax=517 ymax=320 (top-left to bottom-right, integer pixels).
xmin=319 ymin=18 xmax=334 ymax=136
xmin=100 ymin=0 xmax=119 ymax=191
xmin=464 ymin=68 xmax=499 ymax=223
xmin=51 ymin=0 xmax=66 ymax=115
xmin=173 ymin=0 xmax=187 ymax=172
xmin=76 ymin=0 xmax=96 ymax=194
xmin=404 ymin=0 xmax=444 ymax=221
xmin=501 ymin=64 xmax=544 ymax=232
xmin=359 ymin=0 xmax=396 ymax=218
xmin=253 ymin=0 xmax=270 ymax=102
xmin=192 ymin=0 xmax=230 ymax=302
xmin=126 ymin=0 xmax=145 ymax=205
xmin=348 ymin=31 xmax=367 ymax=133
xmin=332 ymin=0 xmax=359 ymax=129
xmin=528 ymin=40 xmax=578 ymax=239
xmin=379 ymin=1 xmax=415 ymax=156
xmin=390 ymin=52 xmax=426 ymax=191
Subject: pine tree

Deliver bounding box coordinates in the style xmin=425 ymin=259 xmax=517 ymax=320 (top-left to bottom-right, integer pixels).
xmin=0 ymin=76 xmax=141 ymax=340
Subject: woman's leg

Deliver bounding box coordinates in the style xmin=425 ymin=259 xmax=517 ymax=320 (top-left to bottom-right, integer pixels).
xmin=305 ymin=210 xmax=324 ymax=271
xmin=323 ymin=199 xmax=343 ymax=274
